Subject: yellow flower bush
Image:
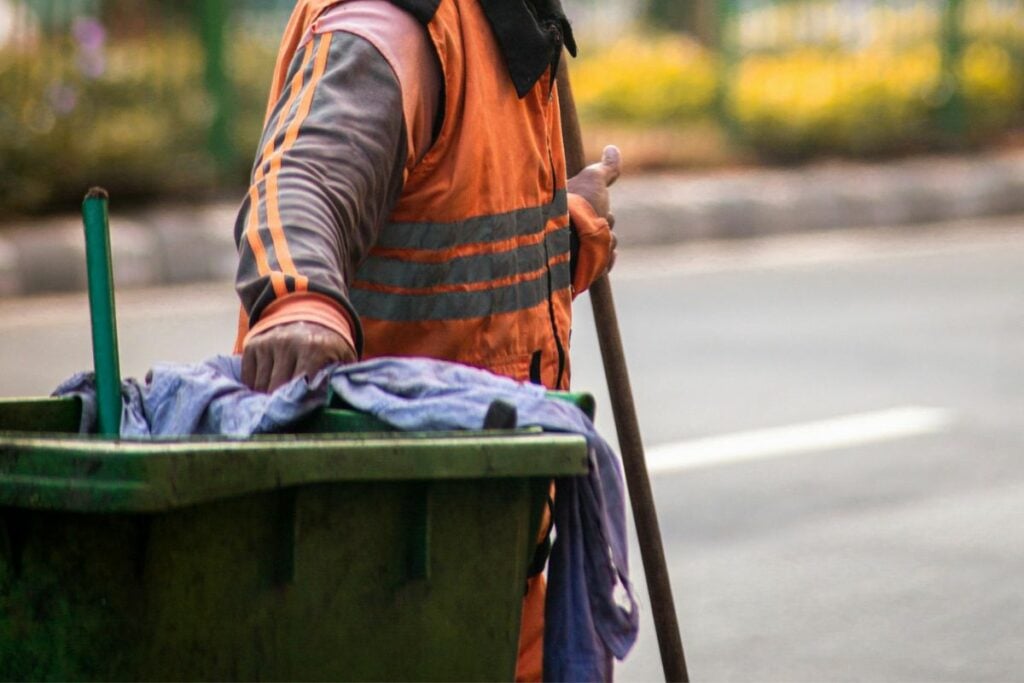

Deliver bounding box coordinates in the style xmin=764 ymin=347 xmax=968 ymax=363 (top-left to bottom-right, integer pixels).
xmin=728 ymin=45 xmax=941 ymax=156
xmin=572 ymin=13 xmax=1023 ymax=161
xmin=573 ymin=33 xmax=717 ymax=124
xmin=965 ymin=1 xmax=1024 ymax=44
xmin=1 ymin=11 xmax=1022 ymax=214
xmin=727 ymin=40 xmax=1022 ymax=158
xmin=960 ymin=41 xmax=1023 ymax=135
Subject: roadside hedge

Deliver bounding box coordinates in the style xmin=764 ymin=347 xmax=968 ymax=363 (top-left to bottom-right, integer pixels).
xmin=572 ymin=34 xmax=718 ymax=125
xmin=1 ymin=26 xmax=1022 ymax=216
xmin=573 ymin=32 xmax=1024 ymax=160
xmin=728 ymin=41 xmax=1023 ymax=158
xmin=0 ymin=30 xmax=274 ymax=217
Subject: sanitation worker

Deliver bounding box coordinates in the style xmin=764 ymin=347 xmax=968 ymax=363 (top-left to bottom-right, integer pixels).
xmin=232 ymin=0 xmax=619 ymax=679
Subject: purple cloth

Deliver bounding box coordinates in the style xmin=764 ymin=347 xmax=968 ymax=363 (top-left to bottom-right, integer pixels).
xmin=55 ymin=355 xmax=639 ymax=681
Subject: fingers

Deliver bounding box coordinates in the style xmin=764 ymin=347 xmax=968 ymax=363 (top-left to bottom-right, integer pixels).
xmin=334 ymin=338 xmax=359 ymax=364
xmin=267 ymin=346 xmax=298 ymax=393
xmin=244 ymin=331 xmax=298 ymax=393
xmin=600 ymin=145 xmax=621 ymax=187
xmin=241 ymin=321 xmax=358 ymax=393
xmin=253 ymin=343 xmax=274 ymax=393
xmin=294 ymin=345 xmax=343 ymax=382
xmin=296 ymin=325 xmax=357 ymax=379
xmin=241 ymin=346 xmax=258 ymax=389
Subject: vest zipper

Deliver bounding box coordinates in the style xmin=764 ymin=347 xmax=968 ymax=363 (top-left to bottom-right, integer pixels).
xmin=544 ymin=67 xmax=567 ymax=389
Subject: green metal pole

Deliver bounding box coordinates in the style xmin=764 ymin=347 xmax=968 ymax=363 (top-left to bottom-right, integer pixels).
xmin=715 ymin=0 xmax=741 ymax=140
xmin=196 ymin=0 xmax=235 ymax=177
xmin=82 ymin=187 xmax=122 ymax=438
xmin=645 ymin=0 xmax=692 ymax=34
xmin=940 ymin=0 xmax=967 ymax=142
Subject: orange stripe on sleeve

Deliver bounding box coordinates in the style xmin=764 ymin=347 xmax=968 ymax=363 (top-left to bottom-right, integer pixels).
xmin=241 ymin=40 xmax=316 ymax=303
xmin=244 ymin=187 xmax=289 ymax=299
xmin=264 ymin=32 xmax=335 ymax=294
xmin=255 ymin=40 xmax=315 ymax=182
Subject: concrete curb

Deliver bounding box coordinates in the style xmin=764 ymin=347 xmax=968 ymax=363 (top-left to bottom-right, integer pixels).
xmin=0 ymin=205 xmax=239 ymax=298
xmin=2 ymin=149 xmax=1023 ymax=297
xmin=612 ymin=150 xmax=1024 ymax=245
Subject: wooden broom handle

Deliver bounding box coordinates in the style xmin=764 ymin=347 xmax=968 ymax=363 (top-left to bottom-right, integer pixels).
xmin=556 ymin=59 xmax=690 ymax=683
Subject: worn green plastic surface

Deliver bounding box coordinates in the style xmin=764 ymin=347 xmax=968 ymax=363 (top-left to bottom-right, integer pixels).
xmin=0 ymin=399 xmax=589 ymax=681
xmin=0 ymin=431 xmax=586 ymax=514
xmin=0 ymin=397 xmax=80 ymax=434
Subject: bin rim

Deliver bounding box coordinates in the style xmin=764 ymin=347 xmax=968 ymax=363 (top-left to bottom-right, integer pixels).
xmin=0 ymin=430 xmax=589 ymax=514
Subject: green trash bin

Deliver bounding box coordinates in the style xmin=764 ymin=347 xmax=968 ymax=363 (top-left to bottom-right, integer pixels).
xmin=0 ymin=396 xmax=589 ymax=681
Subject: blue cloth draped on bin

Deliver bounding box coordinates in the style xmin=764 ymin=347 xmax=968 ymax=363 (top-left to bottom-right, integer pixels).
xmin=55 ymin=355 xmax=640 ymax=682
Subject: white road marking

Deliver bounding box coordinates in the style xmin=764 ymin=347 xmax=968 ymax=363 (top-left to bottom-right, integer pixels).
xmin=646 ymin=406 xmax=954 ymax=474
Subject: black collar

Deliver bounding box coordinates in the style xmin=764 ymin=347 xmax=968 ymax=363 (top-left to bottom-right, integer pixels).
xmin=477 ymin=0 xmax=577 ymax=98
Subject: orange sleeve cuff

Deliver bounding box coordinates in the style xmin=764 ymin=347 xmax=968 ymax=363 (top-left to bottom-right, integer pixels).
xmin=242 ymin=292 xmax=357 ymax=354
xmin=568 ymin=193 xmax=613 ymax=298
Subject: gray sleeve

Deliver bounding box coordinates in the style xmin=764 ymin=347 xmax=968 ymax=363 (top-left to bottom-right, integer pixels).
xmin=233 ymin=30 xmax=408 ymax=352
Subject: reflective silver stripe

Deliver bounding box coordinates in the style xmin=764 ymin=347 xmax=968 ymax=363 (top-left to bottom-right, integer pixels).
xmin=548 ymin=227 xmax=572 ymax=290
xmin=357 ymin=226 xmax=567 ymax=289
xmin=375 ymin=190 xmax=568 ymax=251
xmin=352 ymin=258 xmax=571 ymax=322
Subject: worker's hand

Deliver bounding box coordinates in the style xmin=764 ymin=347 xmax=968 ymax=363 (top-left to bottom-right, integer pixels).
xmin=568 ymin=145 xmax=620 ymax=220
xmin=241 ymin=321 xmax=357 ymax=393
xmin=567 ymin=145 xmax=620 ymax=273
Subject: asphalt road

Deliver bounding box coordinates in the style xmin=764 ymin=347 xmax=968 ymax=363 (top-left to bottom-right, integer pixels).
xmin=1 ymin=216 xmax=1023 ymax=681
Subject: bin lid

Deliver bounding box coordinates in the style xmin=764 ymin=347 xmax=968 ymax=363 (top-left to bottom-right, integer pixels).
xmin=0 ymin=431 xmax=589 ymax=513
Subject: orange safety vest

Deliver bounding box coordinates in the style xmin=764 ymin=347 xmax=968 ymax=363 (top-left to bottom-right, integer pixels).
xmin=264 ymin=0 xmax=574 ymax=391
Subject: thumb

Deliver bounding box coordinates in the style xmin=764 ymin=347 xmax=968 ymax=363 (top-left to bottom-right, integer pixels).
xmin=600 ymin=145 xmax=621 ymax=187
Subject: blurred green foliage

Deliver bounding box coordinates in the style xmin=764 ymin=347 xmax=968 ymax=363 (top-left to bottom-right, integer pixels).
xmin=573 ymin=32 xmax=1022 ymax=158
xmin=0 ymin=23 xmax=275 ymax=216
xmin=727 ymin=41 xmax=1023 ymax=159
xmin=1 ymin=1 xmax=1023 ymax=215
xmin=574 ymin=34 xmax=718 ymax=125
